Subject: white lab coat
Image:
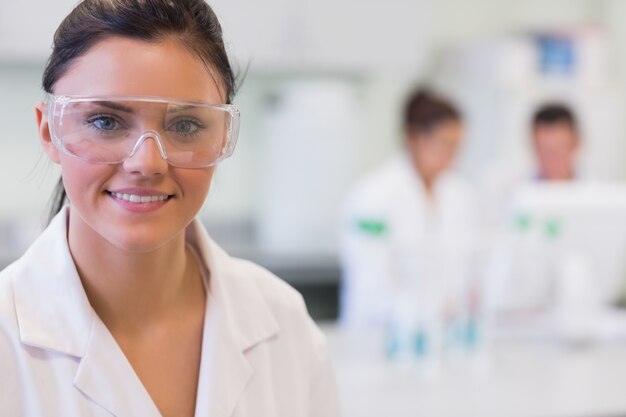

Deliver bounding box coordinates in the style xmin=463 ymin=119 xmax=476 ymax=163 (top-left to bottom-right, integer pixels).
xmin=478 ymin=161 xmax=539 ymax=230
xmin=339 ymin=153 xmax=477 ymax=327
xmin=477 ymin=163 xmax=594 ymax=312
xmin=0 ymin=207 xmax=340 ymax=417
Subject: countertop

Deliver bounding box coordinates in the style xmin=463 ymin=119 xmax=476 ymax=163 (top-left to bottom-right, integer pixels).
xmin=321 ymin=323 xmax=626 ymax=417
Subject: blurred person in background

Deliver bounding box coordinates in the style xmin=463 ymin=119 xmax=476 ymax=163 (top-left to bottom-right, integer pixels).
xmin=481 ymin=102 xmax=580 ymax=228
xmin=339 ymin=88 xmax=477 ymax=328
xmin=479 ymin=103 xmax=582 ymax=314
xmin=532 ymin=103 xmax=580 ymax=181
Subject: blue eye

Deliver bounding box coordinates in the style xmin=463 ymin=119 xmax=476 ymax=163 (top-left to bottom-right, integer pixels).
xmin=169 ymin=118 xmax=205 ymax=138
xmin=86 ymin=115 xmax=122 ymax=131
xmin=176 ymin=120 xmax=197 ymax=134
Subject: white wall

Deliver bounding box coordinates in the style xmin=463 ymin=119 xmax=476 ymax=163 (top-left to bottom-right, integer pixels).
xmin=210 ymin=0 xmax=432 ymax=73
xmin=430 ymin=0 xmax=596 ymax=44
xmin=0 ymin=0 xmax=76 ymax=62
xmin=0 ymin=64 xmax=59 ymax=220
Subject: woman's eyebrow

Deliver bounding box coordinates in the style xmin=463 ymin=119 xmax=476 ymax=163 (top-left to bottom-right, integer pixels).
xmin=167 ymin=104 xmax=196 ymax=113
xmin=92 ymin=100 xmax=135 ymax=113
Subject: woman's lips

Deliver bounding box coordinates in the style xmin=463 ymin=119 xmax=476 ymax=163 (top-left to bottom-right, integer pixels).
xmin=109 ymin=191 xmax=170 ymax=203
xmin=107 ymin=190 xmax=173 ymax=212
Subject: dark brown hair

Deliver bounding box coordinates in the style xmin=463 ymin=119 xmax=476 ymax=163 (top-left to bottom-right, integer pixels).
xmin=532 ymin=103 xmax=578 ymax=132
xmin=404 ymin=88 xmax=461 ymax=135
xmin=43 ymin=0 xmax=237 ymax=222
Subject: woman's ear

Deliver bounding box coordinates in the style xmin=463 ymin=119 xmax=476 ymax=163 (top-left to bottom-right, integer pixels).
xmin=35 ymin=101 xmax=61 ymax=164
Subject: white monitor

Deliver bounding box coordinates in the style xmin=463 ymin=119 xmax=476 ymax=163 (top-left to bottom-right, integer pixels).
xmin=508 ymin=182 xmax=626 ymax=305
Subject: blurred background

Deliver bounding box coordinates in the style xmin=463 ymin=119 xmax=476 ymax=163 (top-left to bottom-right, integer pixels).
xmin=5 ymin=0 xmax=626 ymax=416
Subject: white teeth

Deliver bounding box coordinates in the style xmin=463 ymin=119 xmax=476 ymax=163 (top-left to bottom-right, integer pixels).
xmin=111 ymin=192 xmax=169 ymax=203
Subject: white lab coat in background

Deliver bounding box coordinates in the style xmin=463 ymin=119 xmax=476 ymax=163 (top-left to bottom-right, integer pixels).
xmin=477 ymin=163 xmax=592 ymax=313
xmin=0 ymin=207 xmax=340 ymax=417
xmin=339 ymin=153 xmax=477 ymax=327
xmin=478 ymin=161 xmax=540 ymax=230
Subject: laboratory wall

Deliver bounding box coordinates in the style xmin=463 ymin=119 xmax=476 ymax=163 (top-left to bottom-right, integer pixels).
xmin=2 ymin=0 xmax=626 ymax=309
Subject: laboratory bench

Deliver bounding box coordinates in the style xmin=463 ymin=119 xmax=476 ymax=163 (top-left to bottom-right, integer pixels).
xmin=321 ymin=324 xmax=626 ymax=417
xmin=239 ymin=253 xmax=340 ymax=320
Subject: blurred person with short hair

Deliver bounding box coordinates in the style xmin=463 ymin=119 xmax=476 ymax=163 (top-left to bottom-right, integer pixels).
xmin=480 ymin=102 xmax=581 ymax=227
xmin=532 ymin=103 xmax=580 ymax=181
xmin=479 ymin=102 xmax=584 ymax=313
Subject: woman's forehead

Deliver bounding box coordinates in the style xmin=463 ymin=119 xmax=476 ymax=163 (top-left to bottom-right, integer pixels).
xmin=53 ymin=36 xmax=226 ymax=103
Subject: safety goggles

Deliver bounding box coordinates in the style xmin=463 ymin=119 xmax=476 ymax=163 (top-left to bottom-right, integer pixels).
xmin=45 ymin=94 xmax=240 ymax=168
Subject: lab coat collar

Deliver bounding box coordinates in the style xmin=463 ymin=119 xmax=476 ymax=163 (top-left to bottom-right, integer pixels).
xmin=73 ymin=316 xmax=162 ymax=416
xmin=185 ymin=219 xmax=280 ymax=353
xmin=12 ymin=207 xmax=93 ymax=357
xmin=185 ymin=218 xmax=281 ymax=417
xmin=11 ymin=206 xmax=281 ymax=417
xmin=396 ymin=151 xmax=453 ymax=195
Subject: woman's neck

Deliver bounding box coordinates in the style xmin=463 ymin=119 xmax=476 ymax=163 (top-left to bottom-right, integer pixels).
xmin=409 ymin=155 xmax=436 ymax=199
xmin=67 ymin=215 xmax=205 ymax=334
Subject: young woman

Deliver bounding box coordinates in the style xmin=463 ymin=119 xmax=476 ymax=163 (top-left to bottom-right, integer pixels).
xmin=0 ymin=1 xmax=340 ymax=416
xmin=339 ymin=88 xmax=477 ymax=327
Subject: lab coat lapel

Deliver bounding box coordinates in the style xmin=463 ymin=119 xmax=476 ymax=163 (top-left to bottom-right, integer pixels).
xmin=12 ymin=207 xmax=161 ymax=416
xmin=73 ymin=317 xmax=161 ymax=417
xmin=392 ymin=154 xmax=428 ymax=241
xmin=12 ymin=208 xmax=92 ymax=357
xmin=209 ymin=316 xmax=254 ymax=417
xmin=186 ymin=221 xmax=280 ymax=417
xmin=192 ymin=293 xmax=257 ymax=417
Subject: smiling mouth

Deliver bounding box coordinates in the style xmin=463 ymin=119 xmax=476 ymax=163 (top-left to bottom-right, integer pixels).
xmin=107 ymin=191 xmax=173 ymax=203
